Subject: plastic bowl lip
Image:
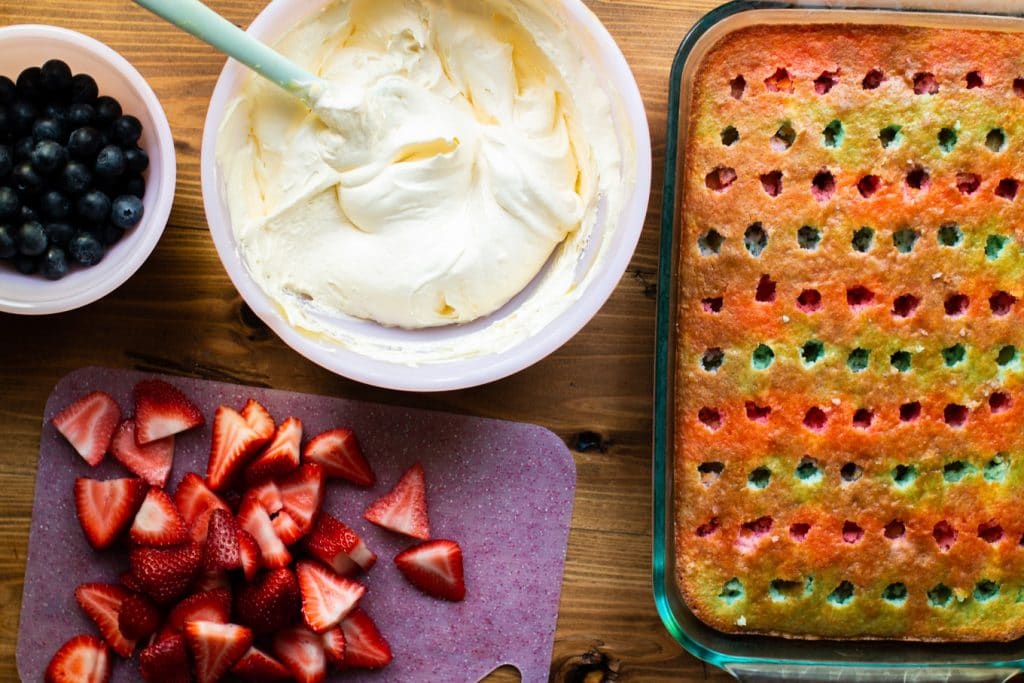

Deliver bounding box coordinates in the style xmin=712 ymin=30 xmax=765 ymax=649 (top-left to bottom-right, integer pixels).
xmin=0 ymin=24 xmax=176 ymax=316
xmin=200 ymin=0 xmax=651 ymax=392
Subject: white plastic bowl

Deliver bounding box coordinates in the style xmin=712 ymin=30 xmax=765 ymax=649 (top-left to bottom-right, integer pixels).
xmin=202 ymin=0 xmax=651 ymax=392
xmin=0 ymin=25 xmax=175 ymax=315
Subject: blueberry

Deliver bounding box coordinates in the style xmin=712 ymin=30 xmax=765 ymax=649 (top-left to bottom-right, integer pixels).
xmin=95 ymin=222 xmax=125 ymax=246
xmin=40 ymin=59 xmax=73 ymax=98
xmin=110 ymin=115 xmax=142 ymax=146
xmin=0 ymin=187 xmax=18 ymax=218
xmin=13 ymin=253 xmax=37 ymax=274
xmin=123 ymin=146 xmax=148 ymax=174
xmin=40 ymin=190 xmax=70 ymax=220
xmin=76 ymin=190 xmax=110 ymax=223
xmin=31 ymin=140 xmax=67 ymax=175
xmin=0 ymin=224 xmax=15 ymax=258
xmin=14 ymin=136 xmax=34 ymax=161
xmin=110 ymin=194 xmax=144 ymax=229
xmin=0 ymin=76 xmax=15 ymax=105
xmin=0 ymin=145 xmax=12 ymax=178
xmin=9 ymin=99 xmax=36 ymax=135
xmin=0 ymin=107 xmax=10 ymax=143
xmin=69 ymin=231 xmax=104 ymax=265
xmin=120 ymin=174 xmax=145 ymax=198
xmin=12 ymin=162 xmax=42 ymax=196
xmin=19 ymin=205 xmax=38 ymax=223
xmin=94 ymin=96 xmax=121 ymax=126
xmin=44 ymin=221 xmax=74 ymax=246
xmin=67 ymin=103 xmax=95 ymax=129
xmin=38 ymin=246 xmax=69 ymax=279
xmin=60 ymin=161 xmax=92 ymax=195
xmin=17 ymin=220 xmax=47 ymax=256
xmin=94 ymin=145 xmax=125 ymax=177
xmin=32 ymin=117 xmax=63 ymax=143
xmin=42 ymin=103 xmax=68 ymax=128
xmin=67 ymin=127 xmax=102 ymax=160
xmin=16 ymin=66 xmax=44 ymax=102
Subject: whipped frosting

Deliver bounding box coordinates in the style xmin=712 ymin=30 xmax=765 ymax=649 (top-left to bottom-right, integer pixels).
xmin=217 ymin=0 xmax=632 ymax=360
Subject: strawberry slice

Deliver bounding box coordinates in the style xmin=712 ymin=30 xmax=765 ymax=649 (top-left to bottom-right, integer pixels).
xmin=184 ymin=620 xmax=253 ymax=683
xmin=174 ymin=472 xmax=230 ymax=545
xmin=296 ymin=560 xmax=366 ymax=632
xmin=320 ymin=626 xmax=346 ymax=666
xmin=339 ymin=608 xmax=392 ymax=669
xmin=235 ymin=566 xmax=301 ymax=634
xmin=241 ymin=398 xmax=275 ymax=444
xmin=133 ymin=379 xmax=203 ymax=445
xmin=204 ymin=508 xmax=241 ymax=571
xmin=237 ymin=493 xmax=292 ymax=568
xmin=245 ymin=416 xmax=302 ymax=484
xmin=278 ymin=463 xmax=324 ymax=537
xmin=129 ymin=542 xmax=203 ymax=604
xmin=45 ymin=635 xmax=110 ymax=683
xmin=247 ymin=479 xmax=284 ymax=515
xmin=206 ymin=405 xmax=264 ymax=492
xmin=139 ymin=633 xmax=190 ymax=683
xmin=74 ymin=477 xmax=148 ymax=550
xmin=272 ymin=510 xmax=304 ymax=546
xmin=159 ymin=587 xmax=232 ymax=641
xmin=117 ymin=592 xmax=162 ymax=641
xmin=110 ymin=420 xmax=174 ymax=488
xmin=237 ymin=528 xmax=261 ymax=580
xmin=231 ymin=646 xmax=293 ymax=681
xmin=303 ymin=513 xmax=377 ymax=576
xmin=303 ymin=428 xmax=374 ymax=487
xmin=52 ymin=391 xmax=120 ymax=466
xmin=74 ymin=583 xmax=135 ymax=658
xmin=363 ymin=463 xmax=430 ymax=539
xmin=395 ymin=539 xmax=466 ymax=601
xmin=272 ymin=625 xmax=327 ymax=683
xmin=130 ymin=488 xmax=189 ymax=547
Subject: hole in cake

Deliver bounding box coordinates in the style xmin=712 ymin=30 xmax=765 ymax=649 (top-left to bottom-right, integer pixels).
xmin=706 ymin=167 xmax=737 ymax=192
xmin=957 ymin=172 xmax=981 ymax=195
xmin=928 ymin=583 xmax=953 ymax=607
xmin=702 ymin=296 xmax=724 ymax=313
xmin=913 ymin=72 xmax=939 ymax=95
xmin=765 ymin=68 xmax=794 ymax=93
xmin=893 ymin=228 xmax=919 ymax=254
xmin=966 ymin=71 xmax=984 ymax=89
xmin=698 ymin=461 xmax=724 ymax=486
xmin=811 ymin=170 xmax=836 ymax=201
xmin=755 ymin=274 xmax=776 ymax=303
xmin=900 ymin=402 xmax=922 ymax=423
xmin=944 ymin=293 xmax=969 ymax=316
xmin=852 ymin=226 xmax=875 ymax=252
xmin=852 ymin=409 xmax=874 ymax=429
xmin=996 ymin=178 xmax=1020 ymax=200
xmin=942 ymin=344 xmax=966 ymax=367
xmin=857 ymin=175 xmax=881 ymax=198
xmin=739 ymin=516 xmax=773 ymax=547
xmin=748 ymin=466 xmax=772 ymax=490
xmin=863 ymin=68 xmax=886 ymax=89
xmin=884 ymin=520 xmax=906 ymax=540
xmin=978 ymin=520 xmax=1004 ymax=543
xmin=797 ymin=289 xmax=822 ymax=312
xmin=841 ymin=462 xmax=863 ymax=482
xmin=847 ymin=348 xmax=870 ymax=373
xmin=760 ymin=170 xmax=783 ymax=197
xmin=879 ymin=124 xmax=903 ymax=148
xmin=698 ymin=229 xmax=724 ymax=255
xmin=797 ymin=225 xmax=821 ymax=250
xmin=997 ymin=345 xmax=1018 ymax=367
xmin=937 ymin=223 xmax=963 ymax=247
xmin=986 ymin=128 xmax=1007 ymax=153
xmin=721 ymin=125 xmax=740 ymax=146
xmin=890 ymin=351 xmax=912 ymax=373
xmin=990 ymin=291 xmax=1017 ymax=316
xmin=974 ymin=580 xmax=999 ymax=602
xmin=1015 ymin=77 xmax=1024 ymax=99
xmin=801 ymin=340 xmax=825 ymax=365
xmin=822 ymin=119 xmax=845 ymax=148
xmin=795 ymin=456 xmax=822 ymax=483
xmin=698 ymin=407 xmax=722 ymax=430
xmin=882 ymin=583 xmax=907 ymax=605
xmin=815 ymin=70 xmax=840 ymax=94
xmin=892 ymin=294 xmax=921 ymax=318
xmin=789 ymin=522 xmax=811 ymax=541
xmin=892 ymin=464 xmax=918 ymax=487
xmin=986 ymin=235 xmax=1010 ymax=260
xmin=828 ymin=581 xmax=855 ymax=606
xmin=985 ymin=454 xmax=1009 ymax=482
xmin=943 ymin=460 xmax=974 ymax=482
xmin=771 ymin=122 xmax=797 ymax=151
xmin=701 ymin=348 xmax=724 ymax=372
xmin=842 ymin=521 xmax=864 ymax=544
xmin=744 ymin=222 xmax=768 ymax=257
xmin=751 ymin=344 xmax=775 ymax=370
xmin=938 ymin=127 xmax=958 ymax=153
xmin=696 ymin=517 xmax=719 ymax=537
xmin=745 ymin=401 xmax=772 ymax=422
xmin=768 ymin=578 xmax=804 ymax=602
xmin=905 ymin=166 xmax=930 ymax=190
xmin=847 ymin=286 xmax=874 ymax=309
xmin=719 ymin=578 xmax=744 ymax=604
xmin=730 ymin=75 xmax=746 ymax=100
xmin=933 ymin=520 xmax=957 ymax=551
xmin=803 ymin=407 xmax=827 ymax=431
xmin=944 ymin=404 xmax=968 ymax=427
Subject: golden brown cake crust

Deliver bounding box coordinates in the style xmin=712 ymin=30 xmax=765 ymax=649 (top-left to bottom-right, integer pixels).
xmin=675 ymin=23 xmax=1024 ymax=642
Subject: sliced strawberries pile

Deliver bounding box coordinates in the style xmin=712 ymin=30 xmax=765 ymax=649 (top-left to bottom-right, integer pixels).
xmin=46 ymin=379 xmax=466 ymax=683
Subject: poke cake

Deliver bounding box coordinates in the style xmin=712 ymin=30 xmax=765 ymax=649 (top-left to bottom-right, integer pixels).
xmin=675 ymin=24 xmax=1024 ymax=641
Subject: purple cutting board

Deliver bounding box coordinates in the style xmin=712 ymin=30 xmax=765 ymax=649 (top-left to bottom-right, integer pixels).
xmin=17 ymin=367 xmax=575 ymax=683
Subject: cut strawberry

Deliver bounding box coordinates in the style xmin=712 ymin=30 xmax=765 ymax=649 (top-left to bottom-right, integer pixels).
xmin=204 ymin=508 xmax=241 ymax=571
xmin=162 ymin=587 xmax=232 ymax=640
xmin=320 ymin=626 xmax=346 ymax=666
xmin=303 ymin=428 xmax=375 ymax=487
xmin=237 ymin=528 xmax=261 ymax=580
xmin=272 ymin=510 xmax=304 ymax=546
xmin=110 ymin=420 xmax=174 ymax=488
xmin=130 ymin=488 xmax=189 ymax=547
xmin=134 ymin=379 xmax=203 ymax=444
xmin=74 ymin=583 xmax=135 ymax=658
xmin=45 ymin=635 xmax=110 ymax=683
xmin=247 ymin=479 xmax=283 ymax=515
xmin=272 ymin=625 xmax=327 ymax=683
xmin=395 ymin=539 xmax=466 ymax=601
xmin=231 ymin=646 xmax=293 ymax=681
xmin=174 ymin=472 xmax=230 ymax=527
xmin=206 ymin=405 xmax=264 ymax=492
xmin=303 ymin=513 xmax=376 ymax=576
xmin=339 ymin=608 xmax=392 ymax=669
xmin=235 ymin=566 xmax=301 ymax=634
xmin=52 ymin=391 xmax=121 ymax=467
xmin=237 ymin=493 xmax=292 ymax=568
xmin=184 ymin=620 xmax=253 ymax=683
xmin=139 ymin=633 xmax=190 ymax=683
xmin=74 ymin=477 xmax=148 ymax=550
xmin=117 ymin=592 xmax=162 ymax=641
xmin=129 ymin=542 xmax=203 ymax=604
xmin=241 ymin=398 xmax=275 ymax=444
xmin=363 ymin=463 xmax=430 ymax=539
xmin=296 ymin=560 xmax=366 ymax=632
xmin=194 ymin=568 xmax=231 ymax=593
xmin=278 ymin=463 xmax=324 ymax=537
xmin=245 ymin=416 xmax=302 ymax=484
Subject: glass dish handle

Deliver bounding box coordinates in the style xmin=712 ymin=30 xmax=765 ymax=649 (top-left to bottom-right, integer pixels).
xmin=725 ymin=662 xmax=1020 ymax=682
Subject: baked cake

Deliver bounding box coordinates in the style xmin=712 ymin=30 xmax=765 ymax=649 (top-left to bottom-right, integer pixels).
xmin=675 ymin=24 xmax=1024 ymax=641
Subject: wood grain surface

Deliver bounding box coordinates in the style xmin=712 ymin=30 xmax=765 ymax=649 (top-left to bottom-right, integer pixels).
xmin=0 ymin=0 xmax=731 ymax=681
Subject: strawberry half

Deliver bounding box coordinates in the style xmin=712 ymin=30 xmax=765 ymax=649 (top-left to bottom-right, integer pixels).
xmin=303 ymin=513 xmax=376 ymax=576
xmin=272 ymin=625 xmax=327 ymax=683
xmin=74 ymin=477 xmax=148 ymax=550
xmin=320 ymin=626 xmax=346 ymax=666
xmin=241 ymin=398 xmax=275 ymax=444
xmin=74 ymin=583 xmax=135 ymax=658
xmin=206 ymin=405 xmax=264 ymax=492
xmin=296 ymin=560 xmax=366 ymax=632
xmin=271 ymin=510 xmax=304 ymax=546
xmin=117 ymin=592 xmax=162 ymax=641
xmin=110 ymin=420 xmax=174 ymax=488
xmin=161 ymin=587 xmax=232 ymax=640
xmin=52 ymin=391 xmax=121 ymax=467
xmin=395 ymin=539 xmax=466 ymax=601
xmin=238 ymin=528 xmax=261 ymax=580
xmin=184 ymin=620 xmax=253 ymax=683
xmin=130 ymin=488 xmax=189 ymax=547
xmin=339 ymin=608 xmax=393 ymax=669
xmin=174 ymin=472 xmax=230 ymax=546
xmin=247 ymin=479 xmax=283 ymax=515
xmin=133 ymin=379 xmax=203 ymax=445
xmin=235 ymin=567 xmax=301 ymax=634
xmin=245 ymin=416 xmax=302 ymax=484
xmin=237 ymin=493 xmax=292 ymax=568
xmin=139 ymin=633 xmax=190 ymax=683
xmin=204 ymin=508 xmax=241 ymax=571
xmin=363 ymin=462 xmax=430 ymax=539
xmin=129 ymin=542 xmax=203 ymax=604
xmin=230 ymin=646 xmax=293 ymax=681
xmin=45 ymin=635 xmax=110 ymax=683
xmin=303 ymin=428 xmax=375 ymax=487
xmin=278 ymin=462 xmax=324 ymax=538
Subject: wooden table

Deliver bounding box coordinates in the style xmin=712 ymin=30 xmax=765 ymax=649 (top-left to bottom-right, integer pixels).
xmin=0 ymin=0 xmax=731 ymax=680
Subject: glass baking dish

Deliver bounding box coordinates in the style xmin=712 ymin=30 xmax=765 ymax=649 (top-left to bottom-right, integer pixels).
xmin=653 ymin=1 xmax=1024 ymax=680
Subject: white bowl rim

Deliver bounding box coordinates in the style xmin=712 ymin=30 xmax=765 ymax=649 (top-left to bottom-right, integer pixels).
xmin=201 ymin=0 xmax=652 ymax=392
xmin=0 ymin=24 xmax=176 ymax=316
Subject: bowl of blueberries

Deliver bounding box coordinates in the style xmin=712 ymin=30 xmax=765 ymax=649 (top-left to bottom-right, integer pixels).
xmin=0 ymin=24 xmax=175 ymax=314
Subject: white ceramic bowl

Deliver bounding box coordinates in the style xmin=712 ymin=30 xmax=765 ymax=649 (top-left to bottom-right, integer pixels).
xmin=0 ymin=25 xmax=175 ymax=315
xmin=202 ymin=0 xmax=651 ymax=392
